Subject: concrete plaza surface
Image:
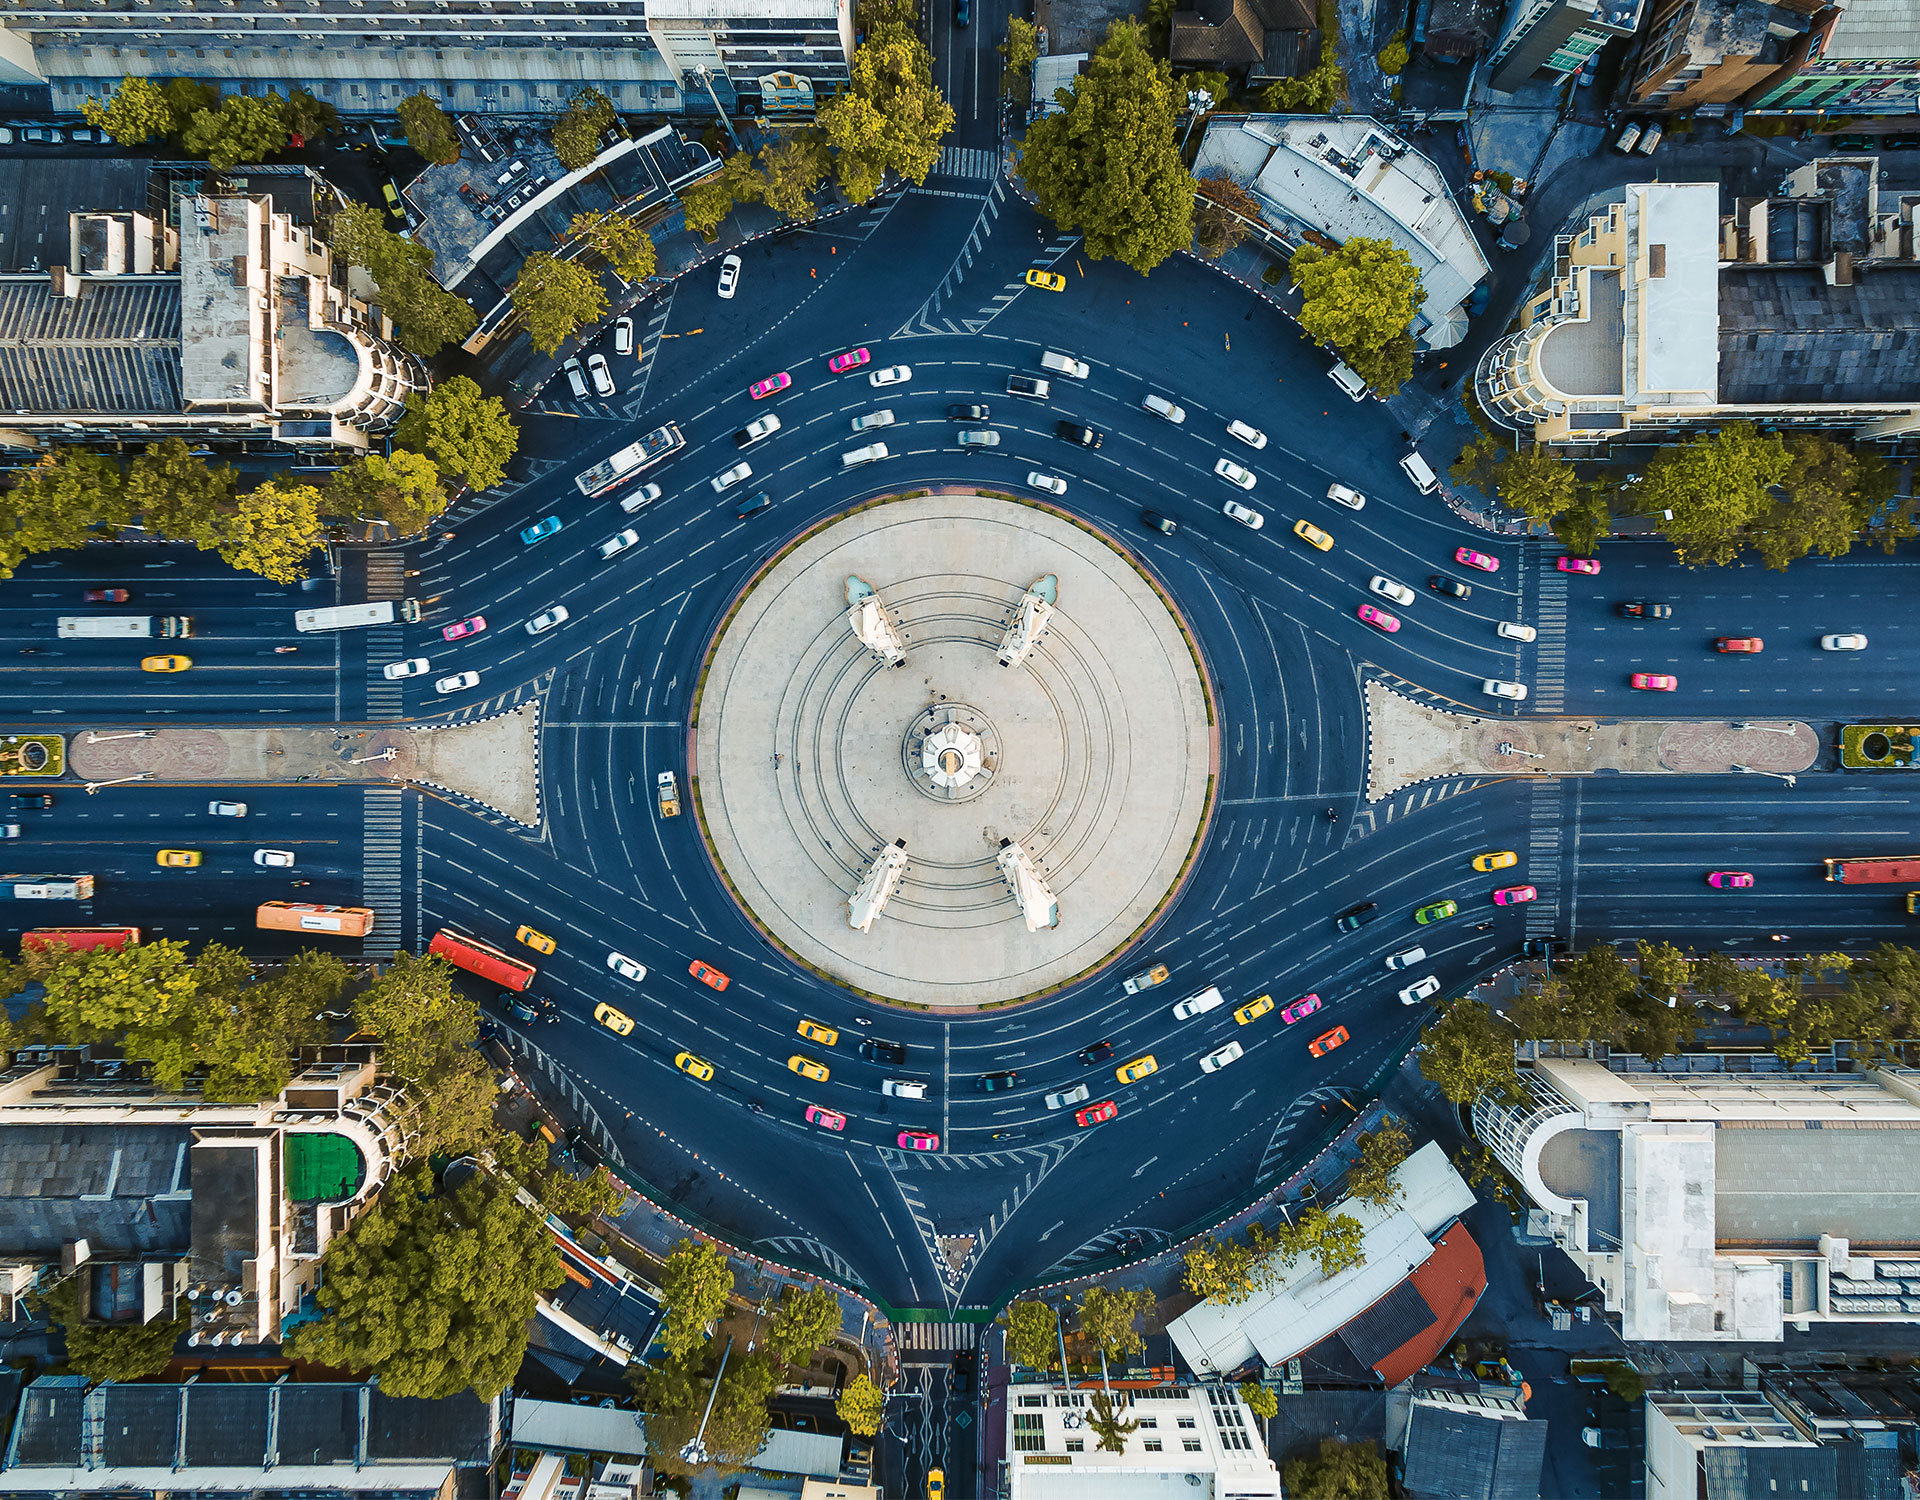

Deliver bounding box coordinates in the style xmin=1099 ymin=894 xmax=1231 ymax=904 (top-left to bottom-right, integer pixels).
xmin=692 ymin=493 xmax=1215 ymax=1007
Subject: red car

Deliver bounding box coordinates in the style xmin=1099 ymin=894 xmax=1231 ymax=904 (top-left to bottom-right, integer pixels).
xmin=1309 ymin=1025 xmax=1349 ymax=1058
xmin=442 ymin=614 xmax=488 ymax=641
xmin=1281 ymin=993 xmax=1323 ymax=1025
xmin=750 ymin=372 xmax=791 ymax=400
xmin=1357 ymin=604 xmax=1400 ymax=633
xmin=689 ymin=959 xmax=730 ymax=991
xmin=1630 ymin=672 xmax=1677 ymax=690
xmin=1716 ymin=637 xmax=1764 ymax=653
xmin=805 ymin=1104 xmax=847 ymax=1131
xmin=1076 ymin=1099 xmax=1118 ymax=1128
xmin=1557 ymin=556 xmax=1601 ymax=575
xmin=1707 ymin=871 xmax=1753 ymax=889
xmin=1492 ymin=884 xmax=1537 ymax=905
xmin=1455 ymin=547 xmax=1499 ymax=573
xmin=829 ymin=348 xmax=872 ymax=373
xmin=897 ymin=1130 xmax=939 ymax=1151
xmin=83 ymin=588 xmax=130 ymax=603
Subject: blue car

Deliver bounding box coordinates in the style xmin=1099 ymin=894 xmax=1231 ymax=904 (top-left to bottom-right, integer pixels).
xmin=520 ymin=515 xmax=562 ymax=545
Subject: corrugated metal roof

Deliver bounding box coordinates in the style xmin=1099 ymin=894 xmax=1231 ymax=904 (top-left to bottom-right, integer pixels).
xmin=0 ymin=277 xmax=181 ymax=414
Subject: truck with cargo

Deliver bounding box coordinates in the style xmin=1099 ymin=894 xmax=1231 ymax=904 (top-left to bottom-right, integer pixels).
xmin=58 ymin=616 xmax=191 ymax=639
xmin=656 ymin=771 xmax=681 ymax=818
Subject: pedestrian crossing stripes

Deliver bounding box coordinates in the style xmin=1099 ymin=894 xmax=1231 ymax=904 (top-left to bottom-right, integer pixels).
xmin=360 ymin=787 xmax=406 ymax=958
xmin=365 ymin=552 xmax=407 ymax=601
xmin=931 ymin=146 xmax=998 ymax=180
xmin=1525 ymin=778 xmax=1564 ymax=938
xmin=365 ymin=624 xmax=406 ymax=720
xmin=1532 ymin=572 xmax=1568 ymax=712
xmin=894 ymin=1321 xmax=980 ymax=1357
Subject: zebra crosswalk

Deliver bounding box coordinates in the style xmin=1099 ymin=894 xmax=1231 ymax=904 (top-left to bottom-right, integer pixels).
xmin=894 ymin=1321 xmax=980 ymax=1360
xmin=1532 ymin=571 xmax=1568 ymax=712
xmin=931 ymin=145 xmax=998 ymax=180
xmin=365 ymin=624 xmax=405 ymax=720
xmin=361 ymin=787 xmax=407 ymax=958
xmin=1526 ymin=779 xmax=1565 ymax=938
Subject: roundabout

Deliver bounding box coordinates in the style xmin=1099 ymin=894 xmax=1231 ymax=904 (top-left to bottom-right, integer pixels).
xmin=693 ymin=491 xmax=1215 ymax=1006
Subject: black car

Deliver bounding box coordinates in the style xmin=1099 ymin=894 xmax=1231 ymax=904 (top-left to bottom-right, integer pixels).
xmin=949 ymin=403 xmax=990 ymax=421
xmin=7 ymin=793 xmax=52 ymax=810
xmin=859 ymin=1037 xmax=907 ymax=1064
xmin=1618 ymin=600 xmax=1672 ymax=619
xmin=978 ymin=1070 xmax=1017 ymax=1092
xmin=1428 ymin=574 xmax=1471 ymax=600
xmin=1056 ymin=420 xmax=1103 ymax=448
xmin=1335 ymin=901 xmax=1380 ymax=932
xmin=1141 ymin=510 xmax=1178 ymax=535
xmin=1078 ymin=1039 xmax=1116 ymax=1065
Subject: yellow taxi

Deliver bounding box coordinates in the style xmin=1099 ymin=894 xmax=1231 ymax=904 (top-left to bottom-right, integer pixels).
xmin=594 ymin=1003 xmax=634 ymax=1036
xmin=156 ymin=849 xmax=202 ymax=868
xmin=140 ymin=654 xmax=191 ymax=672
xmin=674 ymin=1049 xmax=715 ymax=1080
xmin=1116 ymin=1054 xmax=1159 ymax=1085
xmin=515 ymin=924 xmax=556 ymax=954
xmin=1473 ymin=850 xmax=1518 ymax=873
xmin=927 ymin=1470 xmax=946 ymax=1500
xmin=1025 ymin=269 xmax=1066 ymax=292
xmin=1233 ymin=993 xmax=1274 ymax=1025
xmin=797 ymin=1019 xmax=840 ymax=1046
xmin=1292 ymin=519 xmax=1334 ymax=552
xmin=789 ymin=1054 xmax=830 ymax=1084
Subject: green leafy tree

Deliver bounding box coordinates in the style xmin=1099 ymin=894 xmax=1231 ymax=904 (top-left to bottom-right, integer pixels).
xmin=1016 ymin=19 xmax=1194 ymax=275
xmin=394 ymin=376 xmax=520 ymax=492
xmin=837 ymin=1373 xmax=887 ymax=1436
xmin=1754 ymin=433 xmax=1903 ymax=570
xmin=39 ymin=940 xmax=202 ymax=1089
xmin=759 ymin=131 xmax=832 ymax=220
xmin=1087 ymin=1389 xmax=1139 ymax=1453
xmin=353 ymin=952 xmax=474 ymax=1082
xmin=658 ymin=1238 xmax=735 ymax=1358
xmin=763 ymin=1284 xmax=843 ymax=1367
xmin=1180 ymin=68 xmax=1233 ymax=112
xmin=1494 ymin=445 xmax=1577 ymax=524
xmin=1181 ymin=1231 xmax=1262 ymax=1305
xmin=1296 ymin=1208 xmax=1367 ymax=1278
xmin=1074 ymin=1285 xmax=1153 ymax=1362
xmin=124 ymin=437 xmax=239 ymax=541
xmin=494 ymin=1133 xmax=627 ymax=1219
xmin=1002 ymin=1298 xmax=1060 ymax=1369
xmin=286 ymin=1164 xmax=565 ymax=1398
xmin=1000 ymin=15 xmax=1040 ymax=99
xmin=1635 ymin=422 xmax=1791 ymax=567
xmin=193 ymin=945 xmax=338 ymax=1102
xmin=511 ymin=251 xmax=607 ymax=356
xmin=81 ymin=77 xmax=178 ymax=146
xmin=328 ymin=201 xmax=477 ymax=358
xmin=1264 ymin=9 xmax=1346 ymax=112
xmin=1291 ymin=236 xmax=1425 ymax=399
xmin=1378 ymin=37 xmax=1410 ymax=73
xmin=163 ymin=78 xmax=219 ymax=125
xmin=397 ymin=92 xmax=461 ymax=164
xmin=816 ymin=30 xmax=954 ymax=197
xmin=1346 ymin=1120 xmax=1411 ymax=1207
xmin=283 ymin=88 xmax=337 ymax=144
xmin=0 ymin=449 xmax=131 ymax=580
xmin=681 ymin=152 xmax=764 ymax=242
xmin=1416 ymin=998 xmax=1523 ymax=1106
xmin=1284 ymin=1437 xmax=1391 ymax=1500
xmin=553 ymin=87 xmax=617 ymax=171
xmin=1554 ymin=481 xmax=1614 ymax=554
xmin=1239 ymin=1379 xmax=1278 ymax=1420
xmin=1193 ymin=173 xmax=1261 ymax=259
xmin=182 ymin=92 xmax=291 ymax=171
xmin=1636 ymin=940 xmax=1694 ymax=1007
xmin=325 ymin=450 xmax=447 ymax=536
xmin=1843 ymin=944 xmax=1920 ymax=1043
xmin=638 ymin=1347 xmax=780 ymax=1478
xmin=568 ymin=208 xmax=658 ymax=282
xmin=215 ymin=480 xmax=325 ymax=583
xmin=39 ymin=1277 xmax=186 ymax=1383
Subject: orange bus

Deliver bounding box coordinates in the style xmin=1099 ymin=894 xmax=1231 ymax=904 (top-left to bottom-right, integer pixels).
xmin=20 ymin=925 xmax=140 ymax=954
xmin=428 ymin=928 xmax=536 ymax=991
xmin=256 ymin=901 xmax=376 ymax=938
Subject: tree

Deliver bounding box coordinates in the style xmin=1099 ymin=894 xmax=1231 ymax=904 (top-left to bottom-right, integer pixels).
xmin=325 ymin=450 xmax=447 ymax=536
xmin=1554 ymin=481 xmax=1613 ymax=554
xmin=1284 ymin=1438 xmax=1391 ymax=1500
xmin=282 ymin=88 xmax=337 ymax=145
xmin=1843 ymin=944 xmax=1920 ymax=1043
xmin=286 ymin=1165 xmax=565 ymax=1398
xmin=816 ymin=29 xmax=954 ymax=196
xmin=1346 ymin=1120 xmax=1411 ymax=1207
xmin=394 ymin=377 xmax=520 ymax=492
xmin=1074 ymin=1285 xmax=1153 ymax=1363
xmin=215 ymin=480 xmax=325 ymax=583
xmin=1493 ymin=445 xmax=1577 ymax=524
xmin=1193 ymin=173 xmax=1261 ymax=260
xmin=1295 ymin=1208 xmax=1366 ymax=1278
xmin=638 ymin=1347 xmax=780 ymax=1477
xmin=163 ymin=78 xmax=219 ymax=125
xmin=192 ymin=945 xmax=337 ymax=1102
xmin=553 ymin=87 xmax=617 ymax=172
xmin=0 ymin=450 xmax=131 ymax=579
xmin=81 ymin=77 xmax=178 ymax=146
xmin=352 ymin=952 xmax=475 ymax=1083
xmin=568 ymin=208 xmax=658 ymax=282
xmin=759 ymin=131 xmax=832 ymax=220
xmin=1087 ymin=1389 xmax=1139 ymax=1453
xmin=1002 ymin=1298 xmax=1060 ymax=1369
xmin=1378 ymin=36 xmax=1410 ymax=72
xmin=763 ymin=1284 xmax=843 ymax=1367
xmin=327 ymin=201 xmax=477 ymax=358
xmin=1263 ymin=9 xmax=1346 ymax=112
xmin=681 ymin=152 xmax=763 ymax=242
xmin=1181 ymin=1231 xmax=1262 ymax=1305
xmin=1754 ymin=433 xmax=1903 ymax=570
xmin=39 ymin=940 xmax=202 ymax=1089
xmin=397 ymin=92 xmax=461 ymax=164
xmin=1000 ymin=16 xmax=1040 ymax=99
xmin=1180 ymin=68 xmax=1234 ymax=113
xmin=39 ymin=1277 xmax=186 ymax=1383
xmin=1016 ymin=19 xmax=1194 ymax=275
xmin=182 ymin=92 xmax=291 ymax=171
xmin=1239 ymin=1380 xmax=1278 ymax=1420
xmin=837 ymin=1373 xmax=887 ymax=1436
xmin=511 ymin=251 xmax=607 ymax=357
xmin=1634 ymin=422 xmax=1790 ymax=567
xmin=1416 ymin=999 xmax=1523 ymax=1106
xmin=658 ymin=1238 xmax=734 ymax=1359
xmin=124 ymin=437 xmax=239 ymax=541
xmin=1291 ymin=236 xmax=1425 ymax=399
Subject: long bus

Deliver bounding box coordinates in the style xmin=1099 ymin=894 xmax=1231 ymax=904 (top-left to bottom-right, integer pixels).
xmin=1825 ymin=857 xmax=1920 ymax=884
xmin=0 ymin=875 xmax=94 ymax=900
xmin=294 ymin=600 xmax=421 ymax=633
xmin=58 ymin=615 xmax=191 ymax=639
xmin=20 ymin=925 xmax=139 ymax=954
xmin=257 ymin=901 xmax=376 ymax=938
xmin=574 ymin=423 xmax=685 ymax=498
xmin=428 ymin=928 xmax=536 ymax=991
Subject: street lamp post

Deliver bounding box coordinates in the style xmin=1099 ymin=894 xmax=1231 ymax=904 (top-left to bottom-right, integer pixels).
xmin=1732 ymin=721 xmax=1799 ymax=738
xmin=348 ymin=748 xmax=398 ymax=765
xmin=1730 ymin=763 xmax=1796 ymax=787
xmin=1497 ymin=742 xmax=1545 ymax=760
xmin=680 ymin=1335 xmax=734 ymax=1467
xmin=84 ymin=773 xmax=152 ymax=795
xmin=84 ymin=731 xmax=154 ymax=744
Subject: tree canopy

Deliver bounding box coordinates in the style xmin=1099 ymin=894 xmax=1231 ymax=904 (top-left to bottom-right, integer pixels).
xmin=1415 ymin=998 xmax=1524 ymax=1106
xmin=325 ymin=450 xmax=448 ymax=536
xmin=394 ymin=376 xmax=520 ymax=493
xmin=328 ymin=201 xmax=477 ymax=358
xmin=182 ymin=92 xmax=292 ymax=171
xmin=350 ymin=953 xmax=495 ymax=1156
xmin=568 ymin=209 xmax=659 ymax=282
xmin=1017 ymin=19 xmax=1195 ymax=275
xmin=511 ymin=251 xmax=607 ymax=356
xmin=658 ymin=1238 xmax=735 ymax=1359
xmin=758 ymin=132 xmax=832 ymax=221
xmin=1284 ymin=1438 xmax=1392 ymax=1500
xmin=1002 ymin=1298 xmax=1060 ymax=1369
xmin=816 ymin=24 xmax=954 ymax=199
xmin=636 ymin=1346 xmax=780 ymax=1477
xmin=0 ymin=450 xmax=131 ymax=579
xmin=1193 ymin=173 xmax=1262 ymax=260
xmin=39 ymin=1277 xmax=186 ymax=1383
xmin=763 ymin=1284 xmax=843 ymax=1367
xmin=1291 ymin=235 xmax=1425 ymax=398
xmin=1075 ymin=1285 xmax=1154 ymax=1362
xmin=1345 ymin=1120 xmax=1411 ymax=1207
xmin=397 ymin=92 xmax=461 ymax=164
xmin=553 ymin=87 xmax=617 ymax=172
xmin=81 ymin=76 xmax=178 ymax=145
xmin=216 ymin=480 xmax=326 ymax=583
xmin=1239 ymin=1380 xmax=1279 ymax=1420
xmin=837 ymin=1373 xmax=887 ymax=1436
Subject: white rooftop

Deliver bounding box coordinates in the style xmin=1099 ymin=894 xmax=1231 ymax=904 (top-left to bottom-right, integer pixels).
xmin=1626 ymin=182 xmax=1719 ymax=405
xmin=1005 ymin=1383 xmax=1280 ymax=1500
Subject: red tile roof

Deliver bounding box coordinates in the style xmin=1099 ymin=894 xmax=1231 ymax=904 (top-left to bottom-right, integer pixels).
xmin=1369 ymin=1223 xmax=1488 ymax=1389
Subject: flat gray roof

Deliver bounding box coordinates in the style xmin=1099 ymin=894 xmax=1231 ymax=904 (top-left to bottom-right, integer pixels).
xmin=1719 ymin=266 xmax=1920 ymax=406
xmin=1715 ymin=1121 xmax=1920 ymax=1247
xmin=0 ymin=276 xmax=182 ymax=414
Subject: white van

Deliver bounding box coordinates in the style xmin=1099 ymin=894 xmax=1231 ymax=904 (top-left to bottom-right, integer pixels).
xmin=843 ymin=442 xmax=889 ymax=467
xmin=881 ymin=1079 xmax=927 ymax=1099
xmin=1172 ymin=985 xmax=1225 ymax=1021
xmin=1386 ymin=945 xmax=1427 ymax=971
xmin=1328 ymin=361 xmax=1369 ymax=401
xmin=1040 ymin=350 xmax=1089 ymax=379
xmin=1399 ymin=450 xmax=1440 ymax=494
xmin=1142 ymin=393 xmax=1186 ymax=423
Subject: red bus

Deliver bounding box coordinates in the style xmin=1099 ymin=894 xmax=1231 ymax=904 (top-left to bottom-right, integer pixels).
xmin=428 ymin=928 xmax=536 ymax=991
xmin=20 ymin=926 xmax=140 ymax=954
xmin=1825 ymin=857 xmax=1920 ymax=884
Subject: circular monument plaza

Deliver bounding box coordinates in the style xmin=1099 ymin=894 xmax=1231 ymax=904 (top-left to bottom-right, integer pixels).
xmin=692 ymin=492 xmax=1215 ymax=1006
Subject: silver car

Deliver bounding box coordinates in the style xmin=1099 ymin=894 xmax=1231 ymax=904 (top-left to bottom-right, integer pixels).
xmin=526 ymin=605 xmax=570 ymax=635
xmin=1215 ymin=457 xmax=1256 ymax=490
xmin=1044 ymin=1084 xmax=1091 ymax=1111
xmin=599 ymin=529 xmax=640 ymax=558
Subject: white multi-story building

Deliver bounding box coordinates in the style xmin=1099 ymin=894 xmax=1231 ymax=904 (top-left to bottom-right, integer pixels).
xmin=1004 ymin=1382 xmax=1282 ymax=1499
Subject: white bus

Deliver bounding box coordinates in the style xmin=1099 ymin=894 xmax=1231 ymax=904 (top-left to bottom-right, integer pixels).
xmin=294 ymin=600 xmax=421 ymax=633
xmin=575 ymin=423 xmax=686 ymax=498
xmin=58 ymin=616 xmax=191 ymax=639
xmin=0 ymin=874 xmax=95 ymax=900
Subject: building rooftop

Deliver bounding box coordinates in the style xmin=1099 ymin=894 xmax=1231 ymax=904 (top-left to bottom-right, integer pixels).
xmin=1534 ymin=267 xmax=1626 ymax=399
xmin=1631 ymin=181 xmax=1720 ymax=402
xmin=1402 ymin=1385 xmax=1548 ymax=1500
xmin=0 ymin=1122 xmax=192 ymax=1258
xmin=0 ymin=157 xmax=153 ymax=273
xmin=1713 ymin=1120 xmax=1920 ymax=1246
xmin=1820 ymin=0 xmax=1920 ymax=58
xmin=0 ymin=277 xmax=182 ymax=415
xmin=1718 ymin=266 xmax=1920 ymax=406
xmin=1536 ymin=1124 xmax=1622 ymax=1243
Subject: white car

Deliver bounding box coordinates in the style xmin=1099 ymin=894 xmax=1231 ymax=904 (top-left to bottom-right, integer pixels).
xmin=620 ymin=482 xmax=663 ymax=514
xmin=1223 ymin=500 xmax=1265 ymax=530
xmin=1044 ymin=1084 xmax=1091 ymax=1111
xmin=1326 ymin=483 xmax=1366 ymax=511
xmin=435 ymin=670 xmax=481 ymax=693
xmin=526 ymin=605 xmax=570 ymax=635
xmin=607 ymin=951 xmax=647 ymax=982
xmin=869 ymin=364 xmax=912 ymax=387
xmin=1398 ymin=975 xmax=1441 ymax=1006
xmin=599 ymin=528 xmax=640 ymax=558
xmin=1199 ymin=1040 xmax=1244 ymax=1073
xmin=1142 ymin=393 xmax=1186 ymax=423
xmin=1028 ymin=472 xmax=1067 ymax=495
xmin=1214 ymin=457 xmax=1256 ymax=490
xmin=613 ymin=316 xmax=634 ymax=355
xmin=1370 ymin=576 xmax=1416 ymax=607
xmin=586 ymin=353 xmax=616 ymax=397
xmin=736 ymin=414 xmax=781 ymax=448
xmin=1227 ymin=419 xmax=1267 ymax=450
xmin=852 ymin=409 xmax=896 ymax=431
xmin=1172 ymin=987 xmax=1224 ymax=1021
xmin=1482 ymin=679 xmax=1528 ymax=700
xmin=717 ymin=254 xmax=741 ymax=298
xmin=1497 ymin=620 xmax=1538 ymax=642
xmin=384 ymin=657 xmax=431 ymax=680
xmin=208 ymin=800 xmax=247 ymax=818
xmin=1822 ymin=633 xmax=1868 ymax=651
xmin=712 ymin=463 xmax=753 ymax=493
xmin=843 ymin=442 xmax=889 ymax=466
xmin=253 ymin=848 xmax=295 ymax=868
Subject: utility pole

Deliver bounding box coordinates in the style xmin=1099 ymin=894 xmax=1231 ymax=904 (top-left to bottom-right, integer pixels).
xmin=679 ymin=1335 xmax=734 ymax=1466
